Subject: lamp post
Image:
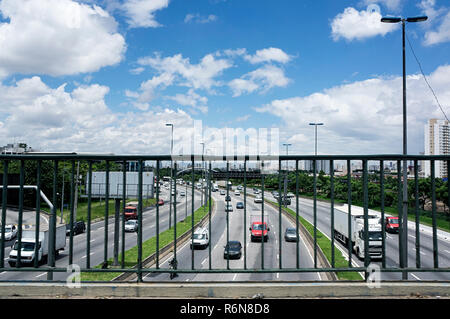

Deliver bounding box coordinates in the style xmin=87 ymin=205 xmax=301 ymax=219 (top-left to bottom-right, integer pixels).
xmin=166 ymin=123 xmax=174 ymax=228
xmin=309 ymin=123 xmax=323 ymax=172
xmin=282 ymin=143 xmax=291 ymax=207
xmin=381 ymin=15 xmax=427 ymax=278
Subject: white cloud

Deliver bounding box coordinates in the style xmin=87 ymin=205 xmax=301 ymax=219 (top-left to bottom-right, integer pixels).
xmin=361 ymin=0 xmax=402 ymax=11
xmin=229 ymin=65 xmax=290 ymax=97
xmin=419 ymin=0 xmax=450 ymax=46
xmin=121 ymin=0 xmax=169 ymax=28
xmin=256 ymin=65 xmax=450 ymax=155
xmin=331 ymin=7 xmax=399 ymax=41
xmin=137 ymin=52 xmax=233 ymax=91
xmin=167 ymin=89 xmax=209 ymax=114
xmin=244 ymin=47 xmax=292 ymax=64
xmin=184 ymin=13 xmax=218 ymax=24
xmin=0 ymin=76 xmax=198 ymax=154
xmin=0 ymin=0 xmax=126 ymax=78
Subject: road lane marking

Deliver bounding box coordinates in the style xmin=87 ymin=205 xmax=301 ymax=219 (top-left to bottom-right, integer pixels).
xmin=232 ymin=274 xmax=237 ymax=281
xmin=35 ymin=272 xmax=46 ymax=278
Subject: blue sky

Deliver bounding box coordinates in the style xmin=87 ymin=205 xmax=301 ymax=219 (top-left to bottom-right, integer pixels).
xmin=0 ymin=0 xmax=449 ymax=156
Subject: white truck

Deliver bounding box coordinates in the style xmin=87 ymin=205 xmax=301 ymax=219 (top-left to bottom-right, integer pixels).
xmin=333 ymin=207 xmax=383 ymax=260
xmin=8 ymin=225 xmax=66 ymax=267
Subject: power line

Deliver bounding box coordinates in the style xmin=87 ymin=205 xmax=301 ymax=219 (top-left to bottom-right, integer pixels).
xmin=405 ymin=32 xmax=449 ymax=121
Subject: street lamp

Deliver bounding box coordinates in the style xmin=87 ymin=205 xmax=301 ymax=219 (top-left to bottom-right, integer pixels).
xmin=309 ymin=123 xmax=323 ymax=173
xmin=282 ymin=143 xmax=291 ymax=207
xmin=166 ymin=123 xmax=174 ymax=228
xmin=381 ymin=15 xmax=427 ymax=277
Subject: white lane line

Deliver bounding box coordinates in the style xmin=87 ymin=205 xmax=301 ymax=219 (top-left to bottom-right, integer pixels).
xmin=444 ymin=250 xmax=450 ymax=254
xmin=232 ymin=274 xmax=237 ymax=281
xmin=0 ymin=271 xmax=6 ymax=275
xmin=35 ymin=272 xmax=46 ymax=278
xmin=201 ymin=259 xmax=207 ymax=265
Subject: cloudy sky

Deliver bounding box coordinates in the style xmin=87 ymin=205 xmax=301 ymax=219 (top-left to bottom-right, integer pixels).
xmin=0 ymin=0 xmax=449 ymax=156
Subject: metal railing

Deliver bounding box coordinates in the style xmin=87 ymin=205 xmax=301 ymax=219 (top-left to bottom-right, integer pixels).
xmin=0 ymin=154 xmax=449 ymax=282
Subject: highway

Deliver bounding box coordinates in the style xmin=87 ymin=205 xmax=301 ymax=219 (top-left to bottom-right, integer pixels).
xmin=261 ymin=188 xmax=450 ymax=281
xmin=144 ymin=189 xmax=320 ymax=282
xmin=0 ymin=186 xmax=203 ymax=281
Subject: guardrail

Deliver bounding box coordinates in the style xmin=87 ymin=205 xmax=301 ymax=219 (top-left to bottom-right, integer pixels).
xmin=0 ymin=154 xmax=449 ymax=283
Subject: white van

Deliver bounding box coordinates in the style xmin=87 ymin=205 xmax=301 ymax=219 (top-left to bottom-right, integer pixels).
xmin=190 ymin=227 xmax=209 ymax=249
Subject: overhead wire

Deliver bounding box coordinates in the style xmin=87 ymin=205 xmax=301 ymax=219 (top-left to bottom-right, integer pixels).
xmin=405 ymin=32 xmax=449 ymax=121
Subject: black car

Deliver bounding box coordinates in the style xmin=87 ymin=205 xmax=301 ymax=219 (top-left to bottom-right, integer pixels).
xmin=225 ymin=195 xmax=231 ymax=201
xmin=279 ymin=197 xmax=291 ymax=205
xmin=223 ymin=241 xmax=242 ymax=259
xmin=236 ymin=202 xmax=244 ymax=209
xmin=66 ymin=221 xmax=86 ymax=236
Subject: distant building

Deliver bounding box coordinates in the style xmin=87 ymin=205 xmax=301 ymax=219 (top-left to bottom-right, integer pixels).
xmin=424 ymin=119 xmax=450 ymax=178
xmin=0 ymin=142 xmax=36 ymax=154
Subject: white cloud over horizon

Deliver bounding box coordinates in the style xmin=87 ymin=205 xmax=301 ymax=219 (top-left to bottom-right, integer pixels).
xmin=0 ymin=0 xmax=126 ymax=78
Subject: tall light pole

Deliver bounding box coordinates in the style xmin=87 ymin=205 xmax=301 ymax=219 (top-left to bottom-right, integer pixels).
xmin=309 ymin=123 xmax=323 ymax=172
xmin=282 ymin=143 xmax=291 ymax=207
xmin=381 ymin=15 xmax=427 ymax=278
xmin=166 ymin=123 xmax=174 ymax=228
xmin=200 ymin=142 xmax=205 ymax=207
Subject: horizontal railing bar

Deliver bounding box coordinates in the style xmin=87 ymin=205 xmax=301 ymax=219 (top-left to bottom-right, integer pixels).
xmin=2 ymin=154 xmax=450 ymax=161
xmin=1 ymin=267 xmax=449 ymax=274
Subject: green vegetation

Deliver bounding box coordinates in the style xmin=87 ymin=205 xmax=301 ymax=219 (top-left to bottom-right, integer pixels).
xmin=80 ymin=199 xmax=212 ymax=282
xmin=60 ymin=197 xmax=156 ymax=224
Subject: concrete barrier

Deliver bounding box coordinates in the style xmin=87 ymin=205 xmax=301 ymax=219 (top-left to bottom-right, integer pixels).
xmin=0 ymin=282 xmax=448 ymax=298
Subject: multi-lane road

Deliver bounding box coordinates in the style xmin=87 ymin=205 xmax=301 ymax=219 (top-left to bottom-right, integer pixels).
xmin=0 ymin=186 xmax=203 ymax=281
xmin=1 ymin=183 xmax=449 ymax=282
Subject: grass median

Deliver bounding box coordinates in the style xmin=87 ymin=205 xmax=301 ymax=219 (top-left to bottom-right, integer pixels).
xmin=80 ymin=199 xmax=212 ymax=282
xmin=266 ymin=199 xmax=363 ymax=281
xmin=59 ymin=198 xmax=156 ymax=224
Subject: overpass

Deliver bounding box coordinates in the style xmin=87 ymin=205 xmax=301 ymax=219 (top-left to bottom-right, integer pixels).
xmin=0 ymin=153 xmax=449 ymax=299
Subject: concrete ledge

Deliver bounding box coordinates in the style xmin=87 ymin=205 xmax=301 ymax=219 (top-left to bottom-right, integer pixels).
xmin=0 ymin=282 xmax=448 ymax=298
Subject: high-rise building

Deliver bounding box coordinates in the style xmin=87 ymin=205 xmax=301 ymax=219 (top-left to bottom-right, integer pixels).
xmin=424 ymin=119 xmax=450 ymax=178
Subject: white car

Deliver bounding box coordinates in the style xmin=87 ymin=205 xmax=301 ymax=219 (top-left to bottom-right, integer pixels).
xmin=254 ymin=196 xmax=263 ymax=203
xmin=225 ymin=204 xmax=233 ymax=212
xmin=234 ymin=190 xmax=240 ymax=196
xmin=180 ymin=191 xmax=186 ymax=196
xmin=3 ymin=225 xmax=17 ymax=241
xmin=124 ymin=220 xmax=138 ymax=232
xmin=191 ymin=227 xmax=209 ymax=249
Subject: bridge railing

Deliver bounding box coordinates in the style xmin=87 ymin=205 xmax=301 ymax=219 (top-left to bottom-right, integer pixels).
xmin=0 ymin=154 xmax=449 ymax=282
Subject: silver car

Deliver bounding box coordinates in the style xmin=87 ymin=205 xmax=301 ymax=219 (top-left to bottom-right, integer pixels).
xmin=125 ymin=220 xmax=138 ymax=232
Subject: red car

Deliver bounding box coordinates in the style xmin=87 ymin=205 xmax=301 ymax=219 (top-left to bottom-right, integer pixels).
xmin=385 ymin=216 xmax=399 ymax=233
xmin=158 ymin=199 xmax=164 ymax=206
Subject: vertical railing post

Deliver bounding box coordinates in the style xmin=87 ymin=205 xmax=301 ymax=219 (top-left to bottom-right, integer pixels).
xmin=363 ymin=159 xmax=370 ymax=278
xmin=414 ymin=160 xmax=420 ymax=269
xmin=278 ymin=159 xmax=282 ymax=269
xmin=261 ymin=171 xmax=265 ymax=270
xmin=87 ymin=161 xmax=92 ymax=269
xmin=16 ymin=160 xmax=25 ymax=269
xmin=173 ymin=162 xmax=177 ymax=269
xmin=380 ymin=160 xmax=386 ymax=269
xmin=47 ymin=160 xmax=58 ymax=280
xmin=103 ymin=161 xmax=109 ymax=268
xmin=347 ymin=159 xmax=352 ymax=267
xmin=330 ymin=159 xmax=335 ymax=268
xmin=34 ymin=160 xmax=41 ymax=268
xmin=69 ymin=161 xmax=75 ymax=266
xmin=243 ymin=160 xmax=247 ymax=270
xmin=313 ymin=159 xmax=317 ymax=268
xmin=208 ymin=161 xmax=212 ymax=270
xmin=191 ymin=158 xmax=195 ymax=270
xmin=0 ymin=160 xmax=8 ymax=269
xmin=137 ymin=159 xmax=143 ymax=282
xmin=155 ymin=160 xmax=160 ymax=269
xmin=295 ymin=160 xmax=300 ymax=269
xmin=431 ymin=160 xmax=438 ymax=268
